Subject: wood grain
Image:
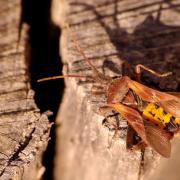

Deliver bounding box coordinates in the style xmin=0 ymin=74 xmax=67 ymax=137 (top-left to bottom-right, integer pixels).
xmin=52 ymin=0 xmax=180 ymax=180
xmin=0 ymin=1 xmax=51 ymax=179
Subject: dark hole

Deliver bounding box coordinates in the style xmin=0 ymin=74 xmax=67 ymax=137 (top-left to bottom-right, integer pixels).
xmin=21 ymin=0 xmax=64 ymax=179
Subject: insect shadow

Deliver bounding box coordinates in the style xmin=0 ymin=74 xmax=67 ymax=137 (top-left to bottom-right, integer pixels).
xmin=71 ymin=0 xmax=180 ymax=91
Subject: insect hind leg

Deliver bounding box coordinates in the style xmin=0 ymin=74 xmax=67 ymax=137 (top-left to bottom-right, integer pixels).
xmin=106 ymin=113 xmax=126 ymax=149
xmin=100 ymin=107 xmax=127 ymax=148
xmin=135 ymin=64 xmax=172 ymax=82
xmin=138 ymin=148 xmax=145 ymax=180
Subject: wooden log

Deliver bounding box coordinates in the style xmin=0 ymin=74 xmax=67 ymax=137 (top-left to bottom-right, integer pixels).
xmin=52 ymin=0 xmax=180 ymax=180
xmin=0 ymin=1 xmax=51 ymax=179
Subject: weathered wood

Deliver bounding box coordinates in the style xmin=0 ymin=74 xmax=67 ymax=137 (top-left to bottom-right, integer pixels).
xmin=52 ymin=0 xmax=180 ymax=180
xmin=0 ymin=1 xmax=51 ymax=179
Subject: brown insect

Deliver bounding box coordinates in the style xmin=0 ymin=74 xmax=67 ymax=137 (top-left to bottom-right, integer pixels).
xmin=38 ymin=29 xmax=180 ymax=158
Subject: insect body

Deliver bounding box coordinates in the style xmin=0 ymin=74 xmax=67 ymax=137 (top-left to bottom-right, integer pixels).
xmin=121 ymin=88 xmax=180 ymax=132
xmin=38 ymin=29 xmax=180 ymax=158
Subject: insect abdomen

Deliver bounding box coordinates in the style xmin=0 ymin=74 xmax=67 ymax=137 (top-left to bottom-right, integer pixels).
xmin=142 ymin=103 xmax=179 ymax=131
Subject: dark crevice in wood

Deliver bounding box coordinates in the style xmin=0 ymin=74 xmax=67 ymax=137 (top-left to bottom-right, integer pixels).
xmin=21 ymin=0 xmax=64 ymax=179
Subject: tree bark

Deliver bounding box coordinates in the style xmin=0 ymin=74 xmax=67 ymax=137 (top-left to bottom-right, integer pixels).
xmin=52 ymin=0 xmax=180 ymax=180
xmin=0 ymin=1 xmax=51 ymax=179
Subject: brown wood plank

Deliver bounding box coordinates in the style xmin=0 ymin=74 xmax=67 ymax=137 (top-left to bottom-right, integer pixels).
xmin=52 ymin=0 xmax=180 ymax=180
xmin=0 ymin=1 xmax=51 ymax=179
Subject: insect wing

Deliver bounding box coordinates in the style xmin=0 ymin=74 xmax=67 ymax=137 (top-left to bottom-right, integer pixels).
xmin=128 ymin=79 xmax=179 ymax=102
xmin=144 ymin=121 xmax=171 ymax=158
xmin=167 ymin=92 xmax=180 ymax=99
xmin=109 ymin=103 xmax=148 ymax=144
xmin=159 ymin=100 xmax=180 ymax=117
xmin=107 ymin=77 xmax=129 ymax=104
xmin=109 ymin=103 xmax=172 ymax=157
xmin=128 ymin=79 xmax=180 ymax=117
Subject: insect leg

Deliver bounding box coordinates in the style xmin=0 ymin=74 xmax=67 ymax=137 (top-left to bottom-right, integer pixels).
xmin=127 ymin=124 xmax=140 ymax=150
xmin=107 ymin=113 xmax=121 ymax=149
xmin=135 ymin=64 xmax=172 ymax=82
xmin=107 ymin=113 xmax=125 ymax=148
xmin=138 ymin=148 xmax=145 ymax=180
xmin=126 ymin=124 xmax=146 ymax=150
xmin=91 ymin=85 xmax=106 ymax=95
xmin=112 ymin=111 xmax=122 ymax=139
xmin=100 ymin=106 xmax=127 ymax=148
xmin=100 ymin=106 xmax=119 ymax=131
xmin=126 ymin=125 xmax=146 ymax=180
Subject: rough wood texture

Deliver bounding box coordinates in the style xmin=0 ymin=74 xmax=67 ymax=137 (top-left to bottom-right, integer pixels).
xmin=0 ymin=1 xmax=51 ymax=179
xmin=52 ymin=0 xmax=180 ymax=180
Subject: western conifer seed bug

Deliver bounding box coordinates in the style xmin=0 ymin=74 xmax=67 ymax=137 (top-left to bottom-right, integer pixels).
xmin=38 ymin=28 xmax=180 ymax=159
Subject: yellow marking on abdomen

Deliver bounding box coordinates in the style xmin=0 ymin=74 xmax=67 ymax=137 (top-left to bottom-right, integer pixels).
xmin=142 ymin=103 xmax=172 ymax=127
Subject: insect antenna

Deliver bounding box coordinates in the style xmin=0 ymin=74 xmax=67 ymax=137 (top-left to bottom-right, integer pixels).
xmin=37 ymin=74 xmax=88 ymax=82
xmin=69 ymin=27 xmax=100 ymax=75
xmin=38 ymin=25 xmax=111 ymax=83
xmin=69 ymin=26 xmax=111 ymax=83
